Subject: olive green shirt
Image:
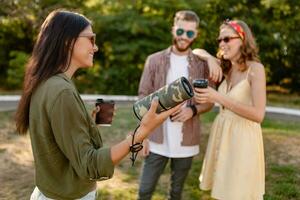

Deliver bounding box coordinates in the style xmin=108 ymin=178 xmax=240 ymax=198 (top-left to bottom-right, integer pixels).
xmin=29 ymin=73 xmax=114 ymax=199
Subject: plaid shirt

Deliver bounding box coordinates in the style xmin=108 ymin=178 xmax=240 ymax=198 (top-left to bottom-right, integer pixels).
xmin=138 ymin=47 xmax=212 ymax=146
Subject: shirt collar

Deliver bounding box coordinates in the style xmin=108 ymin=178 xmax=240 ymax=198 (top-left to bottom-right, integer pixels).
xmin=166 ymin=46 xmax=194 ymax=63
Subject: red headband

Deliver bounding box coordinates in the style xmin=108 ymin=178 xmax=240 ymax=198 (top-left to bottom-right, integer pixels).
xmin=226 ymin=21 xmax=245 ymax=40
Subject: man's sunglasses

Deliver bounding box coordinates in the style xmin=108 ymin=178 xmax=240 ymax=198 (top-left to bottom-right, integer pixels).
xmin=79 ymin=33 xmax=96 ymax=46
xmin=176 ymin=28 xmax=195 ymax=39
xmin=217 ymin=36 xmax=240 ymax=44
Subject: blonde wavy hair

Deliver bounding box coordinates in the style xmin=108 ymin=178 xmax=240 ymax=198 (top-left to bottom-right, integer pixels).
xmin=218 ymin=20 xmax=260 ymax=73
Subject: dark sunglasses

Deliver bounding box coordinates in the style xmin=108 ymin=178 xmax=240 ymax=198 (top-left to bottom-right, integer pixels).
xmin=217 ymin=36 xmax=240 ymax=44
xmin=176 ymin=28 xmax=195 ymax=39
xmin=79 ymin=33 xmax=96 ymax=46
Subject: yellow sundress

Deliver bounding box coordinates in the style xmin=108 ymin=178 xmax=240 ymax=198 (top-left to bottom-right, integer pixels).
xmin=199 ymin=70 xmax=265 ymax=200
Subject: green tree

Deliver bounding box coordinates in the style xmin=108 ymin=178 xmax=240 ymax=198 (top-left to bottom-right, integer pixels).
xmin=0 ymin=0 xmax=85 ymax=87
xmin=6 ymin=51 xmax=29 ymax=89
xmin=79 ymin=0 xmax=206 ymax=94
xmin=0 ymin=0 xmax=299 ymax=94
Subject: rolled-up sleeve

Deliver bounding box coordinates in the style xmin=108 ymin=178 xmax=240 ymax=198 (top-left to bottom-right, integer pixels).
xmin=50 ymin=89 xmax=114 ymax=180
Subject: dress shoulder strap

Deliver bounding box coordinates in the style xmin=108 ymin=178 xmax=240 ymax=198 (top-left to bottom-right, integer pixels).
xmin=246 ymin=65 xmax=252 ymax=79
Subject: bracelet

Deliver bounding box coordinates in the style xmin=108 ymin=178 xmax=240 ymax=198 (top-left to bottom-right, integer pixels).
xmin=129 ymin=125 xmax=143 ymax=166
xmin=189 ymin=105 xmax=197 ymax=117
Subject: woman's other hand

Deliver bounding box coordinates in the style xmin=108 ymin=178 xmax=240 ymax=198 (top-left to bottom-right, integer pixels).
xmin=91 ymin=105 xmax=100 ymax=121
xmin=194 ymin=87 xmax=219 ymax=104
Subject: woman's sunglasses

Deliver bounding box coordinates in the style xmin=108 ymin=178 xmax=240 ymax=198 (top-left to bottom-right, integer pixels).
xmin=217 ymin=36 xmax=240 ymax=44
xmin=176 ymin=28 xmax=195 ymax=39
xmin=79 ymin=33 xmax=96 ymax=46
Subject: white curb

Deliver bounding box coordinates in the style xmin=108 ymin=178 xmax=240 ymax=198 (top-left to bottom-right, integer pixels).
xmin=0 ymin=95 xmax=300 ymax=119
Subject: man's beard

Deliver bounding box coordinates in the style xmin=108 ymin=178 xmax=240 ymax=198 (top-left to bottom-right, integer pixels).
xmin=173 ymin=38 xmax=194 ymax=52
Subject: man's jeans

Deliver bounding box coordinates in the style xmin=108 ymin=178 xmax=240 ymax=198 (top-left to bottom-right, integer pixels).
xmin=138 ymin=152 xmax=193 ymax=200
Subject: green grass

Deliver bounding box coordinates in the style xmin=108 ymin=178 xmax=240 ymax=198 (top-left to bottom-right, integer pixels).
xmin=262 ymin=117 xmax=300 ymax=135
xmin=95 ymin=105 xmax=300 ymax=200
xmin=0 ymin=105 xmax=299 ymax=200
xmin=265 ymin=164 xmax=300 ymax=200
xmin=267 ymin=93 xmax=300 ymax=109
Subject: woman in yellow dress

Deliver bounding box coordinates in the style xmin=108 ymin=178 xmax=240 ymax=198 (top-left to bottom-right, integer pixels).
xmin=193 ymin=20 xmax=266 ymax=200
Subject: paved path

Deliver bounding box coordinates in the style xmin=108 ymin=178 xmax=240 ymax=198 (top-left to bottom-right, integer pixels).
xmin=1 ymin=95 xmax=300 ymax=121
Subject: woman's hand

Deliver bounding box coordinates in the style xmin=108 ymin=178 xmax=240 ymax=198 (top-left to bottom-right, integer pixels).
xmin=111 ymin=99 xmax=181 ymax=165
xmin=194 ymin=87 xmax=219 ymax=104
xmin=138 ymin=97 xmax=183 ymax=139
xmin=91 ymin=105 xmax=100 ymax=120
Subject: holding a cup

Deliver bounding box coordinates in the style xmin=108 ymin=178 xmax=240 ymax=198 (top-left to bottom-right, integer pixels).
xmin=95 ymin=99 xmax=115 ymax=126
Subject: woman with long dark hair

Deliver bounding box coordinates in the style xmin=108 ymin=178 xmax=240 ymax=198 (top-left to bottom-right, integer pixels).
xmin=15 ymin=9 xmax=180 ymax=200
xmin=194 ymin=20 xmax=266 ymax=200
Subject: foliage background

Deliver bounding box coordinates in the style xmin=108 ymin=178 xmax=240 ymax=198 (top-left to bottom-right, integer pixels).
xmin=0 ymin=0 xmax=299 ymax=94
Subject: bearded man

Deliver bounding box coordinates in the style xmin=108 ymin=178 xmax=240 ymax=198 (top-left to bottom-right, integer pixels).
xmin=137 ymin=10 xmax=217 ymax=200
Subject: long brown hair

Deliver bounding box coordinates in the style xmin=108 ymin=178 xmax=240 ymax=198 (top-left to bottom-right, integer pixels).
xmin=218 ymin=20 xmax=260 ymax=74
xmin=15 ymin=10 xmax=91 ymax=134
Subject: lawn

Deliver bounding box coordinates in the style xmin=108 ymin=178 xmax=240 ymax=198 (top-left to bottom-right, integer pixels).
xmin=267 ymin=92 xmax=300 ymax=109
xmin=0 ymin=104 xmax=299 ymax=200
xmin=96 ymin=105 xmax=300 ymax=200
